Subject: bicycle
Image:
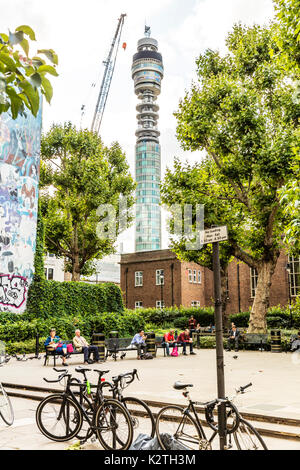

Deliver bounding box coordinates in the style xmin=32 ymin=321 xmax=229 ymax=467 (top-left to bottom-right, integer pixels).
xmin=35 ymin=367 xmax=134 ymax=450
xmin=155 ymin=381 xmax=268 ymax=450
xmin=103 ymin=369 xmax=155 ymax=440
xmin=0 ymin=355 xmax=14 ymax=426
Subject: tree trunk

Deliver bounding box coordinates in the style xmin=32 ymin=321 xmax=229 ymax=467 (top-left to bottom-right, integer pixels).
xmin=71 ymin=225 xmax=80 ymax=282
xmin=247 ymin=260 xmax=277 ymax=333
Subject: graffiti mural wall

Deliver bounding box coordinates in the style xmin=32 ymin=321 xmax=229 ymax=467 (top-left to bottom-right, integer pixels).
xmin=0 ymin=105 xmax=42 ymax=313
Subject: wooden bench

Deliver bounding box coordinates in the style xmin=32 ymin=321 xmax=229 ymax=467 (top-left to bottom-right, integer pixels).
xmin=105 ymin=336 xmax=171 ymax=360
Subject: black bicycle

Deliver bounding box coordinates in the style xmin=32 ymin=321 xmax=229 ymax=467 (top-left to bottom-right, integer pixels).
xmin=36 ymin=368 xmax=134 ymax=450
xmin=103 ymin=369 xmax=156 ymax=440
xmin=155 ymin=381 xmax=268 ymax=450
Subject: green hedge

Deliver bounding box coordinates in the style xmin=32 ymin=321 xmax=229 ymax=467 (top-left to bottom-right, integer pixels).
xmin=132 ymin=306 xmax=215 ymax=327
xmin=26 ymin=280 xmax=124 ymax=319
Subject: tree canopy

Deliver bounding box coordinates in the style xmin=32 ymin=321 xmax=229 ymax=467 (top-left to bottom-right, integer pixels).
xmin=0 ymin=25 xmax=58 ymax=118
xmin=40 ymin=122 xmax=136 ymax=281
xmin=162 ymin=23 xmax=299 ymax=332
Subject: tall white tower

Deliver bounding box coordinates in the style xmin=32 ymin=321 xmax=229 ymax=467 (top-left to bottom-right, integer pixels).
xmin=132 ymin=27 xmax=164 ymax=252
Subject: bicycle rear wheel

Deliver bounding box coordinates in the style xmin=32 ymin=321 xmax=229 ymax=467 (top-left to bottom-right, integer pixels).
xmin=95 ymin=398 xmax=133 ymax=450
xmin=122 ymin=396 xmax=155 ymax=439
xmin=0 ymin=383 xmax=14 ymax=426
xmin=36 ymin=394 xmax=83 ymax=442
xmin=234 ymin=418 xmax=268 ymax=450
xmin=156 ymin=405 xmax=202 ymax=450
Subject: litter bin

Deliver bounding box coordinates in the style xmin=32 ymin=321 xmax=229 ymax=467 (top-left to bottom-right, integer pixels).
xmin=145 ymin=332 xmax=156 ymax=357
xmin=270 ymin=329 xmax=281 ymax=353
xmin=92 ymin=333 xmax=105 ymax=362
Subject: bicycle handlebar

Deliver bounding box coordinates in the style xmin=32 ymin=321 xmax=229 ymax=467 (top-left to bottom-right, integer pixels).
xmin=238 ymin=382 xmax=252 ymax=393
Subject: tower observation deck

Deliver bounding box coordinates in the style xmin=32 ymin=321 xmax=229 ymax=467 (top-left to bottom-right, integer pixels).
xmin=132 ymin=28 xmax=164 ymax=252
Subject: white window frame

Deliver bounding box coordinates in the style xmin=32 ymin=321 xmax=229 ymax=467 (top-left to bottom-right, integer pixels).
xmin=135 ymin=301 xmax=143 ymax=309
xmin=191 ymin=300 xmax=200 ymax=307
xmin=288 ymin=255 xmax=300 ymax=297
xmin=198 ymin=270 xmax=201 ymax=284
xmin=188 ymin=269 xmax=193 ymax=283
xmin=135 ymin=271 xmax=143 ymax=287
xmin=156 ymin=269 xmax=164 ymax=285
xmin=156 ymin=300 xmax=165 ymax=308
xmin=250 ymin=267 xmax=258 ymax=298
xmin=193 ymin=269 xmax=197 ymax=283
xmin=45 ymin=267 xmax=54 ymax=280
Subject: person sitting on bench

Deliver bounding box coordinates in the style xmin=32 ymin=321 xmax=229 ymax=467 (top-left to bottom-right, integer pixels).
xmin=131 ymin=329 xmax=147 ymax=359
xmin=73 ymin=329 xmax=100 ymax=364
xmin=291 ymin=331 xmax=300 ymax=352
xmin=44 ymin=328 xmax=68 ymax=366
xmin=162 ymin=329 xmax=177 ymax=356
xmin=177 ymin=329 xmax=196 ymax=355
xmin=226 ymin=325 xmax=240 ymax=352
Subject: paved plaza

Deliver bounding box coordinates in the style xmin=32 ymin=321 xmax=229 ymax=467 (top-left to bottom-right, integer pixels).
xmin=1 ymin=348 xmax=300 ymax=450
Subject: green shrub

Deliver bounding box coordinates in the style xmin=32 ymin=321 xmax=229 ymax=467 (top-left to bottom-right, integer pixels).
xmin=26 ymin=281 xmax=124 ymax=319
xmin=131 ymin=306 xmax=214 ymax=327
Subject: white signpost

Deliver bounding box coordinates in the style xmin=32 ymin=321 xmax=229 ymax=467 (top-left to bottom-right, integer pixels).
xmin=200 ymin=225 xmax=228 ymax=245
xmin=201 ymin=225 xmax=228 ymax=449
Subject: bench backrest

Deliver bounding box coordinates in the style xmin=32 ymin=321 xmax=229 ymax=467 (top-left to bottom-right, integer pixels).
xmin=244 ymin=333 xmax=268 ymax=343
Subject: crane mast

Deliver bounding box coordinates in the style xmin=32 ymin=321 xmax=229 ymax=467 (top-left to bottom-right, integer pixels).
xmin=91 ymin=13 xmax=127 ymax=135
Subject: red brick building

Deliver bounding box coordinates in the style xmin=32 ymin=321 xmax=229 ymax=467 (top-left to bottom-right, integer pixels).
xmin=120 ymin=250 xmax=299 ymax=314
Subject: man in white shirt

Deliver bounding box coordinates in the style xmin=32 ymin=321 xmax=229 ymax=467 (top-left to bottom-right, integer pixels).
xmin=73 ymin=329 xmax=100 ymax=364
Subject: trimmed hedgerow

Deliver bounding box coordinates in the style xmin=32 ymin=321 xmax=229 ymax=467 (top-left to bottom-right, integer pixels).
xmin=25 ymin=280 xmax=124 ymax=319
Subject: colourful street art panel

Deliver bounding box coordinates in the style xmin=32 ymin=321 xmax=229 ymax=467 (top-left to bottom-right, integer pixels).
xmin=0 ymin=104 xmax=42 ymax=313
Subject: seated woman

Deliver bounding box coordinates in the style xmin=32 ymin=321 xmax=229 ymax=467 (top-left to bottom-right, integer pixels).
xmin=44 ymin=328 xmax=68 ymax=366
xmin=162 ymin=329 xmax=177 ymax=356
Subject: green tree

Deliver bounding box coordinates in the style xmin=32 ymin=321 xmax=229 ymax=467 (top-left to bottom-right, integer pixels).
xmin=163 ymin=24 xmax=299 ymax=333
xmin=0 ymin=25 xmax=58 ymax=118
xmin=162 ymin=158 xmax=234 ymax=322
xmin=40 ymin=122 xmax=135 ymax=281
xmin=273 ymin=0 xmax=300 ymax=252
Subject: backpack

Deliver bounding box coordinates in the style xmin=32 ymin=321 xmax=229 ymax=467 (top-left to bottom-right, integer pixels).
xmin=171 ymin=346 xmax=178 ymax=357
xmin=141 ymin=352 xmax=153 ymax=360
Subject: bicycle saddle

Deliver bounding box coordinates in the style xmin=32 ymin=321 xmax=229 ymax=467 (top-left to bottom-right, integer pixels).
xmin=173 ymin=381 xmax=193 ymax=390
xmin=75 ymin=367 xmax=91 ymax=374
xmin=93 ymin=369 xmax=110 ymax=375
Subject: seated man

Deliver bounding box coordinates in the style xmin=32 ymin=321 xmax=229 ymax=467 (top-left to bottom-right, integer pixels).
xmin=162 ymin=329 xmax=177 ymax=356
xmin=226 ymin=325 xmax=240 ymax=352
xmin=177 ymin=329 xmax=196 ymax=355
xmin=291 ymin=331 xmax=300 ymax=352
xmin=131 ymin=329 xmax=147 ymax=359
xmin=73 ymin=329 xmax=100 ymax=364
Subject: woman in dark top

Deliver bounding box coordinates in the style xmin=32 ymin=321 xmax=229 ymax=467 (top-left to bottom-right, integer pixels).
xmin=44 ymin=328 xmax=68 ymax=365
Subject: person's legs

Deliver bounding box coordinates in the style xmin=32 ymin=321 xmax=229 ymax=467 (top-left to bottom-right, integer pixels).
xmin=226 ymin=339 xmax=234 ymax=351
xmin=179 ymin=342 xmax=187 ymax=354
xmin=89 ymin=345 xmax=99 ymax=361
xmin=82 ymin=346 xmax=89 ymax=362
xmin=188 ymin=342 xmax=195 ymax=354
xmin=234 ymin=338 xmax=239 ymax=352
xmin=164 ymin=342 xmax=170 ymax=356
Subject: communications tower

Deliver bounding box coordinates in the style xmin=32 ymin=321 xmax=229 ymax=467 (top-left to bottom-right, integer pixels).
xmin=132 ymin=27 xmax=164 ymax=252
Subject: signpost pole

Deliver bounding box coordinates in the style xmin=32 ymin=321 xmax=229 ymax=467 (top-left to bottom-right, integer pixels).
xmin=212 ymin=240 xmax=227 ymax=450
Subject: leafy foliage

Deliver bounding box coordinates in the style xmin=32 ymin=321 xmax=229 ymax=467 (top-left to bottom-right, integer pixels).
xmin=163 ymin=23 xmax=299 ymax=332
xmin=40 ymin=123 xmax=136 ymax=280
xmin=0 ymin=25 xmax=58 ymax=118
xmin=25 ymin=280 xmax=124 ymax=319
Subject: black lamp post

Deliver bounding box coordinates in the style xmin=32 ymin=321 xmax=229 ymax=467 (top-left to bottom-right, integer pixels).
xmin=286 ymin=263 xmax=293 ymax=328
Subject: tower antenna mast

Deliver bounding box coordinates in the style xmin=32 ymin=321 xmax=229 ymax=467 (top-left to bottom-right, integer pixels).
xmin=91 ymin=13 xmax=127 ymax=135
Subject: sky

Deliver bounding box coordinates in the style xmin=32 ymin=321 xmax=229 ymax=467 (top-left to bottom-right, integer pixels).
xmin=1 ymin=0 xmax=275 ymax=253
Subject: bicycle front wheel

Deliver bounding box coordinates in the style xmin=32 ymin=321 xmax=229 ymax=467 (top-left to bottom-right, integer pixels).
xmin=156 ymin=405 xmax=202 ymax=450
xmin=36 ymin=394 xmax=83 ymax=442
xmin=95 ymin=398 xmax=133 ymax=450
xmin=0 ymin=383 xmax=14 ymax=426
xmin=122 ymin=396 xmax=155 ymax=439
xmin=234 ymin=418 xmax=268 ymax=450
